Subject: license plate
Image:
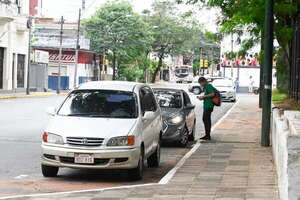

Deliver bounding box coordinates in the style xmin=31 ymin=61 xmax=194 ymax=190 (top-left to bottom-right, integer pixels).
xmin=74 ymin=154 xmax=94 ymax=164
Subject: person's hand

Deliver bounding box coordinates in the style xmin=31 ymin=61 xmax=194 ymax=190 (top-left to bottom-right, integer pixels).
xmin=197 ymin=96 xmax=205 ymax=100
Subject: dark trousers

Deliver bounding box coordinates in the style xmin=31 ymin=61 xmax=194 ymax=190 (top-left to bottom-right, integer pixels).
xmin=203 ymin=108 xmax=213 ymax=137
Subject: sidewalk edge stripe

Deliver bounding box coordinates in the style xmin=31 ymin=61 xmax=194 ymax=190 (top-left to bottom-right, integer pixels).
xmin=158 ymin=100 xmax=239 ymax=185
xmin=158 ymin=142 xmax=201 ymax=184
xmin=0 ymin=183 xmax=158 ymax=200
xmin=0 ymin=101 xmax=239 ymax=200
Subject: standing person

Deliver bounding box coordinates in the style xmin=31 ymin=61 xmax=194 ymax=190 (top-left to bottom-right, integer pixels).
xmin=197 ymin=77 xmax=215 ymax=140
xmin=234 ymin=77 xmax=239 ymax=92
xmin=248 ymin=76 xmax=254 ymax=93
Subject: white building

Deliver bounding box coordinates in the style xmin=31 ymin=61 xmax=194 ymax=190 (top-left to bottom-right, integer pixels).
xmin=0 ymin=0 xmax=29 ymax=91
xmin=32 ymin=18 xmax=112 ymax=90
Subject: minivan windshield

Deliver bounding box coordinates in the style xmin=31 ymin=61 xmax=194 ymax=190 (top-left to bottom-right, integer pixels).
xmin=58 ymin=90 xmax=138 ymax=118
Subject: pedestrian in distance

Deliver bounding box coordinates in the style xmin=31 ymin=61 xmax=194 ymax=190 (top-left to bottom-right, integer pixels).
xmin=197 ymin=77 xmax=216 ymax=141
xmin=248 ymin=76 xmax=254 ymax=93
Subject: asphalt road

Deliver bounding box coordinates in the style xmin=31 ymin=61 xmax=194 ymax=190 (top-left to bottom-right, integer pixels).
xmin=0 ymin=83 xmax=234 ymax=197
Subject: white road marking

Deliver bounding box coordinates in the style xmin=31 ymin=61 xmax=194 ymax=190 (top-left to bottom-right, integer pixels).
xmin=0 ymin=183 xmax=158 ymax=200
xmin=0 ymin=100 xmax=239 ymax=200
xmin=159 ymin=142 xmax=201 ymax=184
xmin=13 ymin=175 xmax=29 ymax=180
xmin=159 ymin=99 xmax=239 ymax=184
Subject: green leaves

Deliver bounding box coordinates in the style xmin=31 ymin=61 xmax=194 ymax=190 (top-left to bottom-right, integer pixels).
xmin=84 ymin=0 xmax=209 ymax=82
xmin=83 ymin=0 xmax=152 ymax=80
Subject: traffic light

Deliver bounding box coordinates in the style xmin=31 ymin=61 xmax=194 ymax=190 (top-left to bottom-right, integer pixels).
xmin=204 ymin=60 xmax=209 ymax=68
xmin=200 ymin=59 xmax=204 ymax=68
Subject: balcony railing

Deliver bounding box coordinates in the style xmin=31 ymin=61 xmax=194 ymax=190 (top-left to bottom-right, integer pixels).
xmin=0 ymin=1 xmax=18 ymax=24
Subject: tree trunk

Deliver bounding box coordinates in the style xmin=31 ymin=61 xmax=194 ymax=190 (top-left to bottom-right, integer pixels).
xmin=151 ymin=56 xmax=163 ymax=83
xmin=112 ymin=52 xmax=116 ymax=80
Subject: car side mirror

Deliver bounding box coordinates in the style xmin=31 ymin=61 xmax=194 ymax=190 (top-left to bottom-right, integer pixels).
xmin=185 ymin=104 xmax=195 ymax=110
xmin=46 ymin=107 xmax=57 ymax=116
xmin=142 ymin=111 xmax=155 ymax=121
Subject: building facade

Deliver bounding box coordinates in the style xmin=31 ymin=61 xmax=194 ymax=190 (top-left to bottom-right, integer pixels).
xmin=0 ymin=0 xmax=29 ymax=91
xmin=32 ymin=18 xmax=106 ymax=90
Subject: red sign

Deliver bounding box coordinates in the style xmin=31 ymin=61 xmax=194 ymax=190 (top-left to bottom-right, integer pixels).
xmin=49 ymin=53 xmax=75 ymax=63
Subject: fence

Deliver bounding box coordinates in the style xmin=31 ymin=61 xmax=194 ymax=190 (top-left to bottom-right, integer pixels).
xmin=290 ymin=15 xmax=300 ymax=101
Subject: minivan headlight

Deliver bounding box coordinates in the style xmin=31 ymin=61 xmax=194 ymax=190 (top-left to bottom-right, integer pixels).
xmin=107 ymin=136 xmax=135 ymax=146
xmin=42 ymin=132 xmax=64 ymax=144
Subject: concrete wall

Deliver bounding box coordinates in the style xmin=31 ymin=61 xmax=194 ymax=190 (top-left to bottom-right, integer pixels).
xmin=272 ymin=109 xmax=300 ymax=200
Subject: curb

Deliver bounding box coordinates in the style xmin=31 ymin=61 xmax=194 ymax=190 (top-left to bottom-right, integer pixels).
xmin=0 ymin=93 xmax=68 ymax=100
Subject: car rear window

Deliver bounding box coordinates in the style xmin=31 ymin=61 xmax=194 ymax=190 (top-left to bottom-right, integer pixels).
xmin=154 ymin=90 xmax=182 ymax=109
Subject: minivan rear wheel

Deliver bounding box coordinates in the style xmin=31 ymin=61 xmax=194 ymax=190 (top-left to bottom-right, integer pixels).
xmin=41 ymin=164 xmax=59 ymax=177
xmin=129 ymin=148 xmax=144 ymax=181
xmin=147 ymin=141 xmax=160 ymax=168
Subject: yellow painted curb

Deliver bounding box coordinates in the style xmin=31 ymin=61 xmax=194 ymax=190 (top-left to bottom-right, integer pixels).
xmin=0 ymin=92 xmax=68 ymax=100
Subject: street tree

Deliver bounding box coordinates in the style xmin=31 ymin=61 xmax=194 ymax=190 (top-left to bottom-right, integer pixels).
xmin=83 ymin=0 xmax=152 ymax=80
xmin=177 ymin=0 xmax=299 ymax=93
xmin=149 ymin=0 xmax=197 ymax=83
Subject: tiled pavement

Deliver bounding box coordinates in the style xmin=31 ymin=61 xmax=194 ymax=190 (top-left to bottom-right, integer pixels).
xmin=13 ymin=95 xmax=279 ymax=200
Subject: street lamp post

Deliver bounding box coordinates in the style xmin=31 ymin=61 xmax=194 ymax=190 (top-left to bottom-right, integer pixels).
xmin=261 ymin=0 xmax=274 ymax=147
xmin=26 ymin=16 xmax=32 ymax=95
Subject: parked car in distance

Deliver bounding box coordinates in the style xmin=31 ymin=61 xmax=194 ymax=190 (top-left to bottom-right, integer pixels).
xmin=212 ymin=78 xmax=237 ymax=102
xmin=153 ymin=88 xmax=196 ymax=147
xmin=188 ymin=76 xmax=224 ymax=95
xmin=41 ymin=81 xmax=162 ymax=180
xmin=188 ymin=76 xmax=202 ymax=95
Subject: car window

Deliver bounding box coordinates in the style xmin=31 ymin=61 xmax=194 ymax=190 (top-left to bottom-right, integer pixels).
xmin=153 ymin=90 xmax=183 ymax=109
xmin=213 ymin=79 xmax=233 ymax=87
xmin=58 ymin=90 xmax=138 ymax=118
xmin=183 ymin=91 xmax=191 ymax=106
xmin=140 ymin=87 xmax=157 ymax=113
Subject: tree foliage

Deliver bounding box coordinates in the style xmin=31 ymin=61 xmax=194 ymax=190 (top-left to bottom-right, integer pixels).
xmin=83 ymin=0 xmax=152 ymax=80
xmin=84 ymin=0 xmax=209 ymax=82
xmin=178 ymin=0 xmax=299 ymax=93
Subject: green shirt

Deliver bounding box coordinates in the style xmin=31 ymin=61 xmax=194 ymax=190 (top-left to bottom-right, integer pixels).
xmin=203 ymin=83 xmax=215 ymax=110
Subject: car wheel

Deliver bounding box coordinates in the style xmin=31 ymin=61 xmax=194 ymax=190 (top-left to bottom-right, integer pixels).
xmin=189 ymin=121 xmax=196 ymax=141
xmin=192 ymin=87 xmax=201 ymax=95
xmin=129 ymin=147 xmax=144 ymax=181
xmin=179 ymin=126 xmax=189 ymax=147
xmin=41 ymin=164 xmax=59 ymax=177
xmin=147 ymin=141 xmax=161 ymax=168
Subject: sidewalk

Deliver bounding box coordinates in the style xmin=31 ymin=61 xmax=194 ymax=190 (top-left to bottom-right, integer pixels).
xmin=0 ymin=91 xmax=67 ymax=100
xmin=10 ymin=95 xmax=279 ymax=200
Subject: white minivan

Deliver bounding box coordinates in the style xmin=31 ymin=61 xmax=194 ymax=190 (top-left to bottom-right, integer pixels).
xmin=41 ymin=81 xmax=162 ymax=180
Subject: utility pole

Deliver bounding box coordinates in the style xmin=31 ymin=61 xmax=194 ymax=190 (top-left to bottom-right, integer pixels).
xmin=200 ymin=48 xmax=204 ymax=76
xmin=26 ymin=16 xmax=32 ymax=95
xmin=231 ymin=33 xmax=234 ymax=78
xmin=57 ymin=16 xmax=64 ymax=94
xmin=74 ymin=8 xmax=81 ymax=88
xmin=261 ymin=0 xmax=274 ymax=147
xmin=210 ymin=47 xmax=214 ymax=77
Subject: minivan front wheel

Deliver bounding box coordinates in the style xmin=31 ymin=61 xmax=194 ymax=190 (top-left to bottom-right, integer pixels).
xmin=147 ymin=141 xmax=160 ymax=168
xmin=41 ymin=164 xmax=59 ymax=177
xmin=129 ymin=148 xmax=144 ymax=181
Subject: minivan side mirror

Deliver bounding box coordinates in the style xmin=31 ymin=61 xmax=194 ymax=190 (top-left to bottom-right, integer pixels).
xmin=142 ymin=111 xmax=155 ymax=121
xmin=185 ymin=104 xmax=195 ymax=110
xmin=46 ymin=107 xmax=57 ymax=116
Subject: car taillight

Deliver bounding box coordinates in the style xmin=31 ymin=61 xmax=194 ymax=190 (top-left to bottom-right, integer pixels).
xmin=42 ymin=132 xmax=48 ymax=142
